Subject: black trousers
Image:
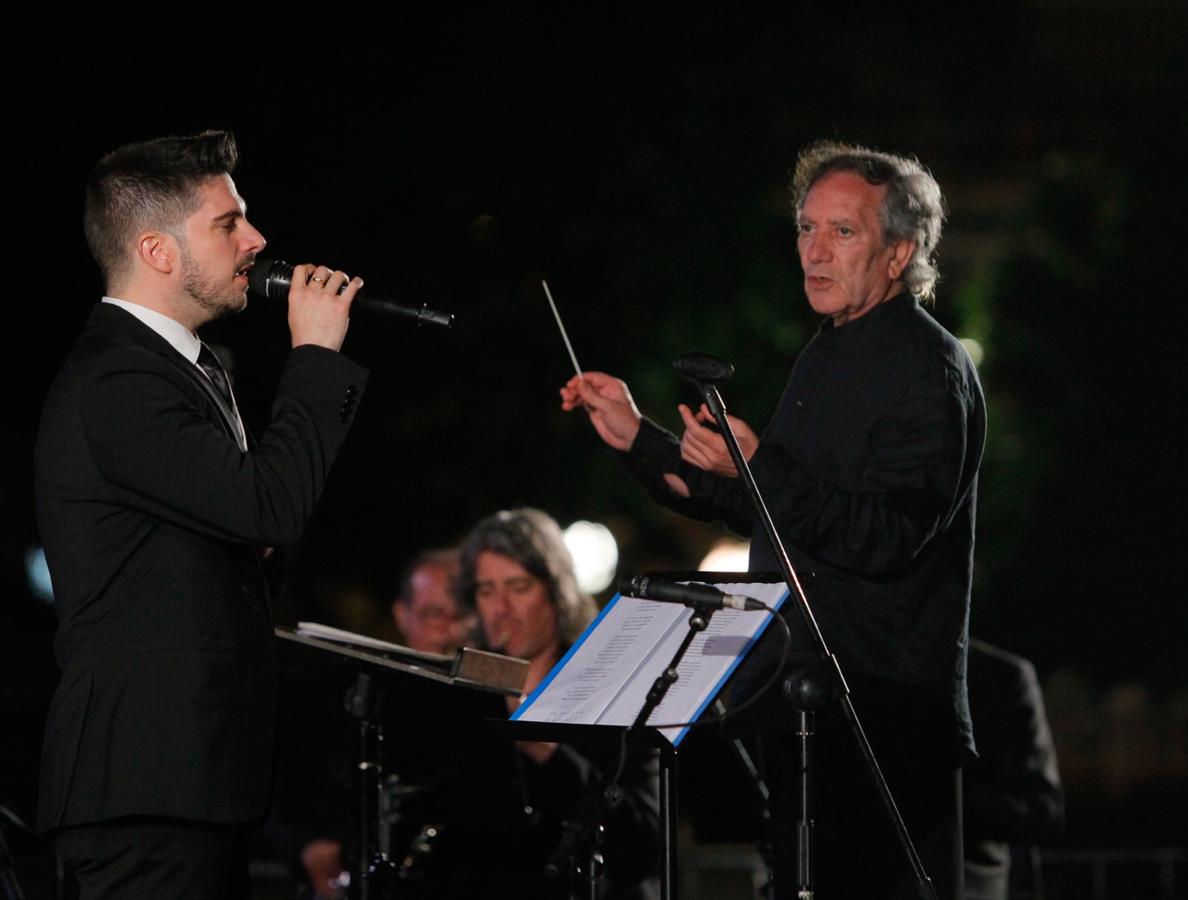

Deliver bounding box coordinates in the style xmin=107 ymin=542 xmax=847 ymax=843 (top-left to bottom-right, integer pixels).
xmin=54 ymin=818 xmax=251 ymax=900
xmin=761 ymin=724 xmax=964 ymax=900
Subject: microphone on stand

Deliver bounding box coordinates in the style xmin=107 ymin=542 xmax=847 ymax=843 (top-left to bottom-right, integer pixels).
xmin=618 ymin=575 xmax=765 ymax=611
xmin=673 ymin=352 xmax=735 ymax=385
xmin=248 ymin=257 xmax=455 ymax=330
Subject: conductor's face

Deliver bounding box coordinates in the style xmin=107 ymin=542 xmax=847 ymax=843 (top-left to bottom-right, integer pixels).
xmin=797 ymin=170 xmax=913 ymax=326
xmin=178 ymin=175 xmax=266 ymax=324
xmin=474 ymin=551 xmax=560 ymax=663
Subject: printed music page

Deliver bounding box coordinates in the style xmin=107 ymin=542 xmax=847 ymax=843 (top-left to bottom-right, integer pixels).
xmin=513 ymin=581 xmax=789 ymax=745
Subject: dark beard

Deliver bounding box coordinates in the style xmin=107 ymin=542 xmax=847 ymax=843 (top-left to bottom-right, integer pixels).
xmin=180 ymin=249 xmax=249 ymax=324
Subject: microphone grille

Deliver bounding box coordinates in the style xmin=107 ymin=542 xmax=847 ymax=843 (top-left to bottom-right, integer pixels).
xmin=673 ymin=352 xmax=735 ymax=385
xmin=248 ymin=258 xmax=291 ymax=300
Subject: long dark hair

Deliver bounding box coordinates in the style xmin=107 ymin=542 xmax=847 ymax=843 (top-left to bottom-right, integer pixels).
xmin=457 ymin=508 xmax=597 ymax=646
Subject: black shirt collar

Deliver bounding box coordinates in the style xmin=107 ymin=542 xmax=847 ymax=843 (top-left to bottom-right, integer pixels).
xmin=815 ymin=292 xmax=917 ymax=344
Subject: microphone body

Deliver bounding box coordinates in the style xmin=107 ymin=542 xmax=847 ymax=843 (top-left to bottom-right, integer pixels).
xmin=618 ymin=576 xmax=765 ymax=612
xmin=673 ymin=352 xmax=735 ymax=385
xmin=248 ymin=258 xmax=455 ymax=330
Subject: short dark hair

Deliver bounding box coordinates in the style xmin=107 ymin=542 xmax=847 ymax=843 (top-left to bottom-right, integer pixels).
xmin=457 ymin=508 xmax=597 ymax=647
xmin=792 ymin=141 xmax=946 ymax=301
xmin=83 ymin=130 xmax=239 ymax=289
xmin=395 ymin=548 xmax=460 ymax=607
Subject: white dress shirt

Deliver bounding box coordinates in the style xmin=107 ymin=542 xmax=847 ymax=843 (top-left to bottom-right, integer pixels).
xmin=102 ymin=297 xmax=248 ymax=451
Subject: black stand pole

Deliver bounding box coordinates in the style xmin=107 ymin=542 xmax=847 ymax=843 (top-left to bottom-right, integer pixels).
xmin=797 ymin=709 xmax=813 ymax=896
xmin=547 ymin=605 xmax=716 ymax=900
xmin=0 ymin=805 xmax=27 ymax=900
xmin=658 ymin=744 xmax=678 ymax=900
xmin=344 ymin=672 xmax=399 ymax=900
xmin=693 ymin=376 xmax=938 ymax=900
xmin=782 ymin=661 xmax=837 ymax=900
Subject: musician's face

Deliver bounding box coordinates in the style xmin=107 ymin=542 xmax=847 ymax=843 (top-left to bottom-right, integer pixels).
xmin=393 ymin=563 xmax=469 ymax=656
xmin=178 ymin=175 xmax=266 ymax=324
xmin=473 ymin=551 xmax=559 ymax=663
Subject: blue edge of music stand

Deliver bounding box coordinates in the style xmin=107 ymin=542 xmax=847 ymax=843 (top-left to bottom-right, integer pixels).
xmin=496 ymin=571 xmax=790 ymax=900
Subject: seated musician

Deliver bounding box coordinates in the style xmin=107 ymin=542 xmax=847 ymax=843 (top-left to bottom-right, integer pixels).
xmin=392 ymin=548 xmax=476 ymax=656
xmin=292 ymin=510 xmax=658 ymax=899
xmin=454 ymin=507 xmax=660 ymax=900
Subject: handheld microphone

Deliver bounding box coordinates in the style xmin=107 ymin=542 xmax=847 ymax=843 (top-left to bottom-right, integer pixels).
xmin=248 ymin=258 xmax=455 ymax=330
xmin=618 ymin=575 xmax=765 ymax=611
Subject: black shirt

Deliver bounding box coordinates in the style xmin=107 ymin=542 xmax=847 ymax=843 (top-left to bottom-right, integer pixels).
xmin=625 ymin=293 xmax=986 ymax=757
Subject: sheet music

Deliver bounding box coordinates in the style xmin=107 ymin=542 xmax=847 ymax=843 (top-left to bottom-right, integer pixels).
xmin=513 ymin=581 xmax=789 ymax=745
xmin=295 ymin=621 xmax=451 ymax=664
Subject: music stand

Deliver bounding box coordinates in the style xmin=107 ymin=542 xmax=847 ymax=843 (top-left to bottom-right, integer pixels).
xmin=492 ymin=720 xmax=676 ymax=900
xmin=276 ymin=626 xmax=528 ymax=900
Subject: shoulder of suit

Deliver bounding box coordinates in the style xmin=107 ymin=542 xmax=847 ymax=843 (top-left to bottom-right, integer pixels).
xmin=59 ymin=318 xmax=203 ymax=402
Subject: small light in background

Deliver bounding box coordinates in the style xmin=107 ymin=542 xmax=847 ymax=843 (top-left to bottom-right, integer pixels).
xmin=959 ymin=337 xmax=984 ymax=368
xmin=698 ymin=538 xmax=751 ymax=573
xmin=25 ymin=545 xmax=54 ymax=604
xmin=563 ymin=520 xmax=620 ymax=594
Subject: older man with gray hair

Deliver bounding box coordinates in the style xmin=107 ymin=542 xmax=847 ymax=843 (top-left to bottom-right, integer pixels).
xmin=562 ymin=141 xmax=986 ymax=899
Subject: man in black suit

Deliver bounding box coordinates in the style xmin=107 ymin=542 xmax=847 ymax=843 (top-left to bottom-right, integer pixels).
xmin=35 ymin=131 xmax=368 ymax=898
xmin=964 ymin=640 xmax=1064 ymax=900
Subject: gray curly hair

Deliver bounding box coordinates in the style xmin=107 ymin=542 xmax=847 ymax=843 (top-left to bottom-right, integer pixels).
xmin=457 ymin=508 xmax=598 ymax=647
xmin=792 ymin=141 xmax=946 ymax=302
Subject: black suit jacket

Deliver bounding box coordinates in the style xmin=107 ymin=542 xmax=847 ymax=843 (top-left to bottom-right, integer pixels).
xmin=963 ymin=640 xmax=1064 ymax=899
xmin=34 ymin=302 xmax=367 ymax=831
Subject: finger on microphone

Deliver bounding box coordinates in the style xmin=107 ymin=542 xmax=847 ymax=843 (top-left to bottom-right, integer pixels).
xmin=340 ymin=276 xmax=364 ymax=302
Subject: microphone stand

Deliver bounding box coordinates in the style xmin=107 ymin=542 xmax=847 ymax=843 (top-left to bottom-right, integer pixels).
xmin=343 ymin=673 xmax=399 ymax=900
xmin=546 ymin=602 xmax=717 ymax=900
xmin=0 ymin=804 xmax=28 ymax=900
xmin=690 ymin=376 xmax=938 ymax=900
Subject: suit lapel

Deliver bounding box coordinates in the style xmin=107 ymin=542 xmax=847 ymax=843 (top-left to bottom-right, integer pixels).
xmin=87 ymin=304 xmax=248 ymax=450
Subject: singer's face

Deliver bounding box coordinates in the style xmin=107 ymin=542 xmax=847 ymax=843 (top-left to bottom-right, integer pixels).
xmin=473 ymin=551 xmax=559 ymax=663
xmin=178 ymin=175 xmax=266 ymax=324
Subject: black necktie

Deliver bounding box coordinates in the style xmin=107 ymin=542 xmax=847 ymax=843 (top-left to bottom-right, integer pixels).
xmin=197 ymin=343 xmax=247 ymax=451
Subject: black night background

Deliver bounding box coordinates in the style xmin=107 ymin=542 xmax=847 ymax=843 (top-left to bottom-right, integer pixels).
xmin=4 ymin=5 xmax=1186 ymax=897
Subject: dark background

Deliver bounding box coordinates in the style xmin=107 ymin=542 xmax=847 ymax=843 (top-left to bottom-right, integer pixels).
xmin=4 ymin=0 xmax=1186 ymax=881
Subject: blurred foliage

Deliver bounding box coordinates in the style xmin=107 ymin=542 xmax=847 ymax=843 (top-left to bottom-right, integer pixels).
xmin=8 ymin=5 xmax=1186 ymax=689
xmin=957 ymin=135 xmax=1186 ymax=690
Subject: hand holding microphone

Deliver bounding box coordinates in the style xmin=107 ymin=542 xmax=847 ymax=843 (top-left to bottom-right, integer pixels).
xmin=249 ymin=258 xmax=455 ymax=331
xmin=284 ymin=263 xmax=364 ymax=352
